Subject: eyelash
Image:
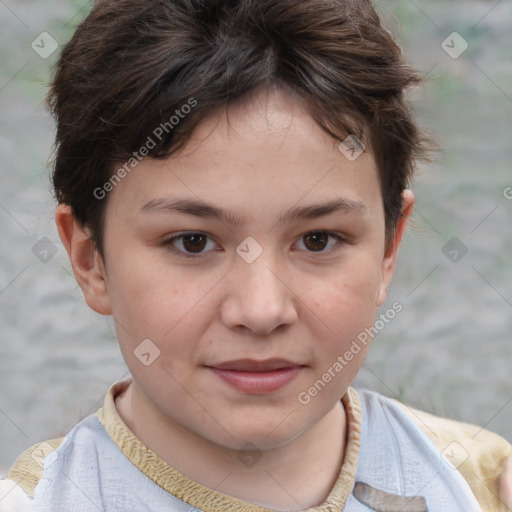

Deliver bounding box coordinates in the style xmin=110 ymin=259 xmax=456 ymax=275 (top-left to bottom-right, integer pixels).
xmin=160 ymin=231 xmax=349 ymax=259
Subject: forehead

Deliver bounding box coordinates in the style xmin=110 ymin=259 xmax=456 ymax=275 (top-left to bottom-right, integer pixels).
xmin=180 ymin=88 xmax=363 ymax=161
xmin=106 ymin=88 xmax=383 ymax=225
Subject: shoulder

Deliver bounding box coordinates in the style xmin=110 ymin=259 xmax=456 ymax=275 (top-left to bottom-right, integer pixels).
xmin=399 ymin=401 xmax=511 ymax=512
xmin=7 ymin=437 xmax=64 ymax=498
xmin=359 ymin=389 xmax=512 ymax=512
xmin=6 ymin=381 xmax=126 ymax=499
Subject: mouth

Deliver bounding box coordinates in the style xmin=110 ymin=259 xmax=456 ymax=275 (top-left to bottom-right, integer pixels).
xmin=205 ymin=358 xmax=306 ymax=394
xmin=207 ymin=358 xmax=304 ymax=372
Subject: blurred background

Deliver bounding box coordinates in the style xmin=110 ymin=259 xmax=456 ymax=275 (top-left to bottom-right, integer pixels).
xmin=1 ymin=0 xmax=511 ymax=475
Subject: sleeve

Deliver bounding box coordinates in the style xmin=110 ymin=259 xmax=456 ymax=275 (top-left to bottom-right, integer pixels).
xmin=7 ymin=438 xmax=64 ymax=499
xmin=499 ymin=455 xmax=512 ymax=509
xmin=396 ymin=401 xmax=512 ymax=512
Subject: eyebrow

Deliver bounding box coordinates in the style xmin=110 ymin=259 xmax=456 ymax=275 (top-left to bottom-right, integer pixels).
xmin=139 ymin=196 xmax=367 ymax=225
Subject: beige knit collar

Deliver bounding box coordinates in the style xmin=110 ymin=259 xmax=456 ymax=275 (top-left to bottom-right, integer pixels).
xmin=96 ymin=379 xmax=362 ymax=511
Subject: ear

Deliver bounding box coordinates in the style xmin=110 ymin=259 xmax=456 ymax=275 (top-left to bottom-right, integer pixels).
xmin=375 ymin=190 xmax=415 ymax=307
xmin=55 ymin=204 xmax=112 ymax=315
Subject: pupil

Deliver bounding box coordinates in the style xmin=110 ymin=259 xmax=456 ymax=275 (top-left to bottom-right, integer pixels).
xmin=184 ymin=234 xmax=206 ymax=252
xmin=305 ymin=232 xmax=327 ymax=251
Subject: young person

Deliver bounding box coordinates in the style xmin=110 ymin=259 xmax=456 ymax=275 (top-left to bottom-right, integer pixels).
xmin=2 ymin=0 xmax=511 ymax=510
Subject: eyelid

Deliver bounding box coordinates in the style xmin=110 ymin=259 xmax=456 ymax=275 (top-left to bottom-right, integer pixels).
xmin=160 ymin=231 xmax=219 ymax=259
xmin=161 ymin=230 xmax=350 ymax=259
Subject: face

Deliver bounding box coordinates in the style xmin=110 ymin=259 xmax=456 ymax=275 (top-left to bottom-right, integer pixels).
xmin=76 ymin=88 xmax=410 ymax=451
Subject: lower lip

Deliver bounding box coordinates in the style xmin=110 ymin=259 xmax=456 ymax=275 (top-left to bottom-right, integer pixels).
xmin=208 ymin=367 xmax=303 ymax=394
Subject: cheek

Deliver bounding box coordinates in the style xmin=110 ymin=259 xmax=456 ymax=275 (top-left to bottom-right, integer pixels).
xmin=106 ymin=242 xmax=177 ymax=311
xmin=303 ymin=257 xmax=381 ymax=373
xmin=308 ymin=257 xmax=382 ymax=324
xmin=106 ymin=253 xmax=221 ymax=363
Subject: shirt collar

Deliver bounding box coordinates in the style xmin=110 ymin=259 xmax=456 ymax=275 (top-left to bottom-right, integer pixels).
xmin=96 ymin=378 xmax=362 ymax=511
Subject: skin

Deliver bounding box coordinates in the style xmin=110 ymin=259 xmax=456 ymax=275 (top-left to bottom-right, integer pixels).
xmin=56 ymin=87 xmax=414 ymax=510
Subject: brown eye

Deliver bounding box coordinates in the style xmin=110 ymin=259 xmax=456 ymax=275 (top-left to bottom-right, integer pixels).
xmin=181 ymin=234 xmax=207 ymax=253
xmin=162 ymin=232 xmax=217 ymax=258
xmin=303 ymin=232 xmax=329 ymax=251
xmin=297 ymin=231 xmax=347 ymax=255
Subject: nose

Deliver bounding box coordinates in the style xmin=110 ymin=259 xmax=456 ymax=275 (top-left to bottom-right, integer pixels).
xmin=220 ymin=250 xmax=298 ymax=336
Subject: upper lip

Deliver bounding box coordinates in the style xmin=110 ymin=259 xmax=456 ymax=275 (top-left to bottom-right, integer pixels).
xmin=207 ymin=358 xmax=304 ymax=372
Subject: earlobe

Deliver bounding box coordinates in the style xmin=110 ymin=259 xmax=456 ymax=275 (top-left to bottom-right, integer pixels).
xmin=375 ymin=190 xmax=415 ymax=307
xmin=55 ymin=204 xmax=112 ymax=316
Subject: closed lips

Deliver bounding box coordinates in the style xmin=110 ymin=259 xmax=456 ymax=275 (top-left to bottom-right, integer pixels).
xmin=207 ymin=359 xmax=304 ymax=372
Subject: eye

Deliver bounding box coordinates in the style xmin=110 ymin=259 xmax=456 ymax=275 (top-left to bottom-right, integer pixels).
xmin=161 ymin=232 xmax=218 ymax=258
xmin=296 ymin=231 xmax=347 ymax=254
xmin=161 ymin=230 xmax=348 ymax=259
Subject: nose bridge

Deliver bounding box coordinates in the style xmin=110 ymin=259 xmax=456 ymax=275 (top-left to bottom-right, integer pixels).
xmin=236 ymin=240 xmax=285 ymax=301
xmin=221 ymin=238 xmax=297 ymax=334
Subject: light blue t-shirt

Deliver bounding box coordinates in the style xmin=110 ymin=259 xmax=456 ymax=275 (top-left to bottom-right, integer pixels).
xmin=28 ymin=388 xmax=482 ymax=511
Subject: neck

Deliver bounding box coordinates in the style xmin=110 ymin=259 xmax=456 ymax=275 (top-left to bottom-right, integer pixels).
xmin=115 ymin=381 xmax=347 ymax=510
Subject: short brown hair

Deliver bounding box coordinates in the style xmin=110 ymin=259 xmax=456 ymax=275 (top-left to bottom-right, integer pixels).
xmin=48 ymin=0 xmax=433 ymax=259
